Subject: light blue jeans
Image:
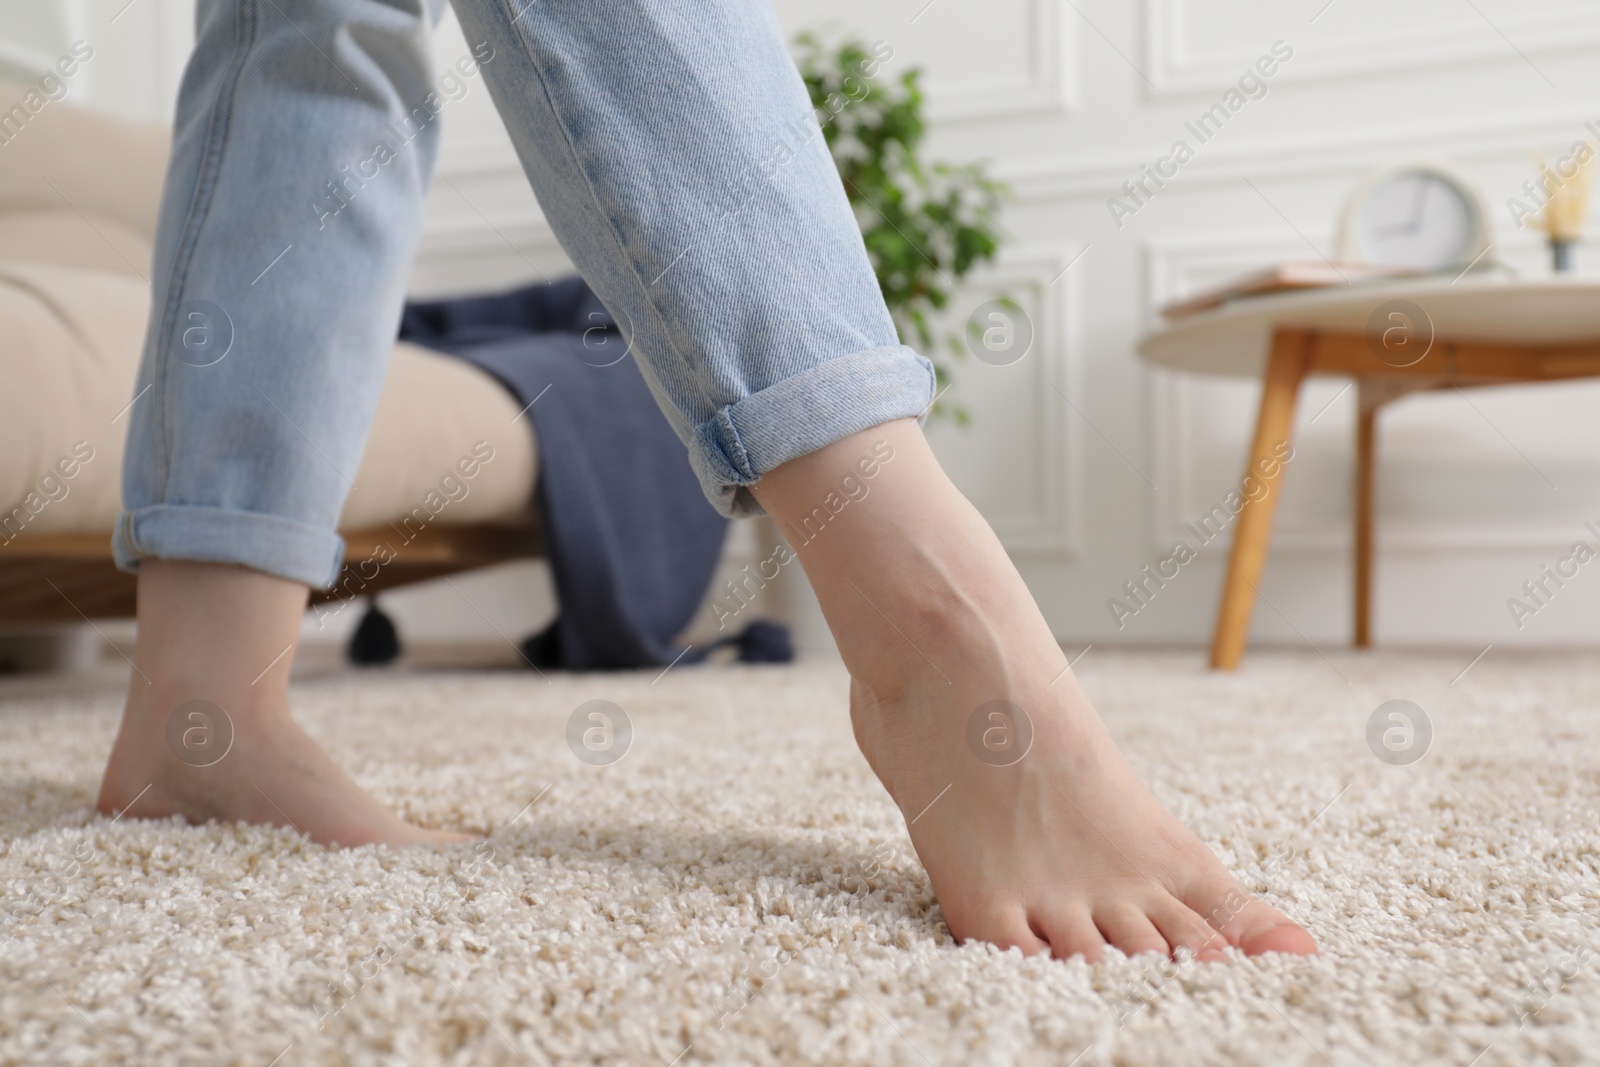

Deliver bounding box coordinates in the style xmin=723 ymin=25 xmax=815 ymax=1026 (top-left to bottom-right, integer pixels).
xmin=115 ymin=0 xmax=934 ymax=588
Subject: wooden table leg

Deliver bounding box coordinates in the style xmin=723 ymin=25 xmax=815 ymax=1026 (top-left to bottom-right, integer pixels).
xmin=1354 ymin=380 xmax=1378 ymax=649
xmin=1209 ymin=330 xmax=1311 ymax=670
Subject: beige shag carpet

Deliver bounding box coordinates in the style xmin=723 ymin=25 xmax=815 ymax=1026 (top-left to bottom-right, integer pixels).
xmin=3 ymin=649 xmax=1599 ymax=1066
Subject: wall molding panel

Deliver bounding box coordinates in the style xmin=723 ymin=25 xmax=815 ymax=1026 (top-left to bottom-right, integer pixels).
xmin=1142 ymin=0 xmax=1600 ymax=98
xmin=934 ymin=244 xmax=1088 ymax=555
xmin=920 ymin=0 xmax=1079 ymax=121
xmin=999 ymin=102 xmax=1600 ymax=206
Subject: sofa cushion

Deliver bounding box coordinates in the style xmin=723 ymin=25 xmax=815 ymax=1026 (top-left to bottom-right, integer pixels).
xmin=0 ymin=209 xmax=153 ymax=278
xmin=0 ymin=79 xmax=166 ymax=276
xmin=0 ymin=259 xmax=537 ymax=544
xmin=0 ymin=260 xmax=142 ymax=539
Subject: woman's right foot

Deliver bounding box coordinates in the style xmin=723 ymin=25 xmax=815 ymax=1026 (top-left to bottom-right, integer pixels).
xmin=850 ymin=657 xmax=1315 ymax=961
xmin=756 ymin=419 xmax=1316 ymax=961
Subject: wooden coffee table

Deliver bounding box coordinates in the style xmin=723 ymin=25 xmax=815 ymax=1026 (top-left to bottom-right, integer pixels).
xmin=1138 ymin=274 xmax=1600 ymax=669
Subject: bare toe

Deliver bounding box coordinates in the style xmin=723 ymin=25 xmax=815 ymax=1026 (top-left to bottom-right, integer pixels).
xmin=979 ymin=908 xmax=1052 ymax=957
xmin=1036 ymin=907 xmax=1106 ymax=963
xmin=1147 ymin=896 xmax=1229 ymax=961
xmin=1187 ymin=877 xmax=1318 ymax=957
xmin=1238 ymin=917 xmax=1318 ymax=956
xmin=1093 ymin=903 xmax=1170 ymax=958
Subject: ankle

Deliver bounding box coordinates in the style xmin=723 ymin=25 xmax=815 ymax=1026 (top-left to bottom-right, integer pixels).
xmin=851 ymin=577 xmax=1008 ymax=699
xmin=127 ymin=664 xmax=296 ymax=721
xmin=751 ymin=420 xmax=1064 ymax=701
xmin=129 ymin=560 xmax=308 ymax=686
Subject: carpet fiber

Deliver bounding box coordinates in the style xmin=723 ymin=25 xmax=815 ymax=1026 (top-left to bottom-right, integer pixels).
xmin=3 ymin=649 xmax=1598 ymax=1066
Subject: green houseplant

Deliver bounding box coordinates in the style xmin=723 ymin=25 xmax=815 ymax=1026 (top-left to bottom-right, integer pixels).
xmin=794 ymin=34 xmax=1010 ymax=424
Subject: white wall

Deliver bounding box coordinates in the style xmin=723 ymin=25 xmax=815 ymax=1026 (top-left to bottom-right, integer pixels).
xmin=0 ymin=0 xmax=190 ymax=122
xmin=14 ymin=0 xmax=1600 ymax=655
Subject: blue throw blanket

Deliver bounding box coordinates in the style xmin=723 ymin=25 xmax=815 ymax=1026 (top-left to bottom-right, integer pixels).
xmin=399 ymin=277 xmax=765 ymax=671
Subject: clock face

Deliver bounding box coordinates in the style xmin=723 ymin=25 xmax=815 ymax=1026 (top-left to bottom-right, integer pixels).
xmin=1356 ymin=171 xmax=1475 ymax=270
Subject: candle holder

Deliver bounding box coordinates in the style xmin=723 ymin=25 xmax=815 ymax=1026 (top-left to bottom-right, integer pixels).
xmin=1551 ymin=237 xmax=1575 ymax=273
xmin=1539 ymin=148 xmax=1593 ymax=274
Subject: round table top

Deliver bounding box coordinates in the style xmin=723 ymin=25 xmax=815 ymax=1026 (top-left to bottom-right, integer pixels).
xmin=1138 ymin=274 xmax=1600 ymax=377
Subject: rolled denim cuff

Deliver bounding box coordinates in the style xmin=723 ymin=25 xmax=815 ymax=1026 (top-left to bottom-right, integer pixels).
xmin=113 ymin=504 xmax=345 ymax=588
xmin=692 ymin=343 xmax=936 ymax=518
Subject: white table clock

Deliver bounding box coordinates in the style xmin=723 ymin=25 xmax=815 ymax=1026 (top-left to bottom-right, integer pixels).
xmin=1335 ymin=163 xmax=1493 ymax=272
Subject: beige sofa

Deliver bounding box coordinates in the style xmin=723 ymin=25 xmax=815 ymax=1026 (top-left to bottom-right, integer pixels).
xmin=0 ymin=82 xmax=541 ymax=624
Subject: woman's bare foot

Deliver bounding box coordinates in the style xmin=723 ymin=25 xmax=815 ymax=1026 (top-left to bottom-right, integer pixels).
xmin=96 ymin=560 xmax=468 ymax=848
xmin=754 ymin=420 xmax=1316 ymax=961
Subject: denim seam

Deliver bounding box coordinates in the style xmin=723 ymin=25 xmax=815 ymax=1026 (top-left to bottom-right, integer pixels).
xmin=116 ymin=511 xmax=139 ymax=559
xmin=713 ymin=344 xmax=931 ymax=477
xmin=711 ymin=409 xmax=756 ymax=481
xmin=149 ymin=0 xmax=259 ymax=506
xmin=498 ymin=3 xmax=715 ymax=417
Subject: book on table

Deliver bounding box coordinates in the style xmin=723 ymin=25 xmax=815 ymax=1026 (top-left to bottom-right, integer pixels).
xmin=1160 ymin=262 xmax=1422 ymax=320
